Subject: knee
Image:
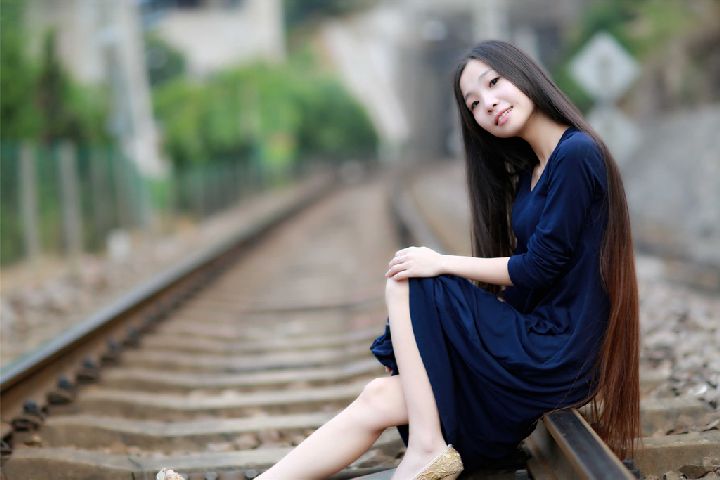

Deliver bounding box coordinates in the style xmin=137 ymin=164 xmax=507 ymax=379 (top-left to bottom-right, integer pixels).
xmin=358 ymin=378 xmax=390 ymax=412
xmin=354 ymin=377 xmax=404 ymax=429
xmin=385 ymin=277 xmax=408 ymax=303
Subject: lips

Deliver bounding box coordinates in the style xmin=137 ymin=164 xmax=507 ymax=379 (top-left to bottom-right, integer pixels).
xmin=495 ymin=107 xmax=512 ymax=126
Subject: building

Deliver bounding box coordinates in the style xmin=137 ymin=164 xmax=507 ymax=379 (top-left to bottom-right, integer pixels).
xmin=148 ymin=0 xmax=285 ymax=78
xmin=321 ymin=0 xmax=591 ymax=163
xmin=25 ymin=0 xmax=165 ymax=177
xmin=23 ymin=0 xmax=286 ymax=177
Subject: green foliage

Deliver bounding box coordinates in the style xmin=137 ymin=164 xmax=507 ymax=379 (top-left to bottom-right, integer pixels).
xmin=152 ymin=59 xmax=378 ymax=172
xmin=1 ymin=0 xmax=114 ymax=264
xmin=0 ymin=0 xmax=111 ymax=144
xmin=34 ymin=30 xmax=112 ymax=144
xmin=293 ymin=75 xmax=377 ymax=160
xmin=624 ymin=0 xmax=696 ymax=57
xmin=0 ymin=0 xmax=40 ymax=139
xmin=0 ymin=144 xmax=23 ymax=263
xmin=569 ymin=0 xmax=637 ymax=53
xmin=283 ymin=0 xmax=371 ymax=30
xmin=144 ymin=32 xmax=187 ymax=87
xmin=36 ymin=30 xmax=76 ymax=142
xmin=552 ymin=0 xmax=701 ymax=110
xmin=153 ymin=80 xmax=209 ymax=167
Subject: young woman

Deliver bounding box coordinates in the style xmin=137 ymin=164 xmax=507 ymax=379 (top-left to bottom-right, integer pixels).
xmin=243 ymin=39 xmax=640 ymax=480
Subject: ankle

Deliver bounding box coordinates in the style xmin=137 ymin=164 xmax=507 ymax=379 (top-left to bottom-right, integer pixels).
xmin=406 ymin=439 xmax=447 ymax=458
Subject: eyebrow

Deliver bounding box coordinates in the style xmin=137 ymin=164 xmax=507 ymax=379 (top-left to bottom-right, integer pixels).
xmin=463 ymin=69 xmax=494 ymax=101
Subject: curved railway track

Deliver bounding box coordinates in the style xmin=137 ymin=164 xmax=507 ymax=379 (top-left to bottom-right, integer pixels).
xmin=1 ymin=176 xmax=403 ymax=479
xmin=1 ymin=168 xmax=718 ymax=480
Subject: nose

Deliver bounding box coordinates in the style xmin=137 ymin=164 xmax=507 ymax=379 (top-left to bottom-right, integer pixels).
xmin=485 ymin=98 xmax=498 ymax=114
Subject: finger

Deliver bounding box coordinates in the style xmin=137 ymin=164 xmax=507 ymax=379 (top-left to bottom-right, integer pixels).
xmin=386 ymin=264 xmax=405 ymax=277
xmin=389 ymin=261 xmax=411 ymax=276
xmin=392 ymin=269 xmax=409 ymax=280
xmin=388 ymin=255 xmax=406 ymax=267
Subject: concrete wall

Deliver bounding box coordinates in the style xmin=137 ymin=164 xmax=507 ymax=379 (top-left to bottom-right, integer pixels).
xmin=153 ymin=0 xmax=285 ymax=77
xmin=319 ymin=0 xmax=589 ymax=164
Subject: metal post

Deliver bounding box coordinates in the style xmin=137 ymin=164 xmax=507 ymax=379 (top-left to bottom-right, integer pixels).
xmin=111 ymin=149 xmax=131 ymax=228
xmin=19 ymin=143 xmax=40 ymax=262
xmin=89 ymin=147 xmax=108 ymax=247
xmin=58 ymin=142 xmax=83 ymax=267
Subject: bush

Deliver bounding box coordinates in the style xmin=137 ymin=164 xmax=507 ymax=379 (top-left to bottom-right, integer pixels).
xmin=152 ymin=61 xmax=378 ymax=173
xmin=145 ymin=32 xmax=187 ymax=87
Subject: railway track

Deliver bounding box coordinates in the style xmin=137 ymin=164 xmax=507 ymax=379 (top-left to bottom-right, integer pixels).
xmin=1 ymin=166 xmax=718 ymax=480
xmin=1 ymin=176 xmax=405 ymax=479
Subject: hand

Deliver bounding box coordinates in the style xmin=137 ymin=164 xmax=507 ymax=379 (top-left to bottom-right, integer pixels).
xmin=385 ymin=246 xmax=444 ymax=281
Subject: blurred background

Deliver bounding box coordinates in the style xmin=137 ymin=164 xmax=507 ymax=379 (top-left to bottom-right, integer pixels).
xmin=1 ymin=0 xmax=719 ymax=366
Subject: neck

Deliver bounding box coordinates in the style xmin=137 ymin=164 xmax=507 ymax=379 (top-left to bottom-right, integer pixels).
xmin=518 ymin=112 xmax=570 ymax=165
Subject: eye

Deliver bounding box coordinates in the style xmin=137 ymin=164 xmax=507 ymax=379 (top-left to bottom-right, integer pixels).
xmin=489 ymin=76 xmax=500 ymax=87
xmin=469 ymin=100 xmax=479 ymax=111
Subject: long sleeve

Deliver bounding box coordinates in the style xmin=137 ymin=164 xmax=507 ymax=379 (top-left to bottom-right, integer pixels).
xmin=507 ymin=138 xmax=605 ymax=289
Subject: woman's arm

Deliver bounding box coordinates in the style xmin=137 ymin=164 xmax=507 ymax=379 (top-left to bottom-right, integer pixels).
xmin=506 ymin=138 xmax=605 ymax=289
xmin=441 ymin=255 xmax=513 ymax=286
xmin=385 ymin=246 xmax=513 ymax=286
xmin=387 ymin=138 xmax=605 ymax=288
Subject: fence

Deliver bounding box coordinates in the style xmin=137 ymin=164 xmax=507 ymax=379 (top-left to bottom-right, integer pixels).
xmin=0 ymin=141 xmax=314 ymax=267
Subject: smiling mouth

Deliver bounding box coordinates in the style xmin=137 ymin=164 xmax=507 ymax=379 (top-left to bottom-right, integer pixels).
xmin=496 ymin=107 xmax=512 ymax=126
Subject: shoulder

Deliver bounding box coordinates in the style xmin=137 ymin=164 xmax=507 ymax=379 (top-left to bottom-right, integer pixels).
xmin=552 ymin=129 xmax=607 ymax=187
xmin=558 ymin=130 xmax=603 ymax=163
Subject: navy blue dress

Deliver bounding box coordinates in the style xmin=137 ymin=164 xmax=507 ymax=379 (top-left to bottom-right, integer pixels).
xmin=370 ymin=126 xmax=610 ymax=471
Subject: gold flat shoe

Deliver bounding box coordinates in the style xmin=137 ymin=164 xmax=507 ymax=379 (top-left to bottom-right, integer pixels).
xmin=413 ymin=444 xmax=464 ymax=480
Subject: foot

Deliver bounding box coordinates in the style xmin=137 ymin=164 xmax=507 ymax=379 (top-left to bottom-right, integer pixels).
xmin=392 ymin=444 xmax=462 ymax=480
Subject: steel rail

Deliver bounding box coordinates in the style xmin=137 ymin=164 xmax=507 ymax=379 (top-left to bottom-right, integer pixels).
xmin=525 ymin=409 xmax=634 ymax=479
xmin=0 ymin=175 xmax=335 ymax=454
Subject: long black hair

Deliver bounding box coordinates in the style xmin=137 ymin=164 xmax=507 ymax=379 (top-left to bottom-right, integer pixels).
xmin=452 ymin=40 xmax=639 ymax=458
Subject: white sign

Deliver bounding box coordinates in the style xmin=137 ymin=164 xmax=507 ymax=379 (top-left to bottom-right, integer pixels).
xmin=570 ymin=32 xmax=639 ymax=102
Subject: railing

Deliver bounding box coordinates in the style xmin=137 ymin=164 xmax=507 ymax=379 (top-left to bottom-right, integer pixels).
xmin=0 ymin=141 xmax=329 ymax=266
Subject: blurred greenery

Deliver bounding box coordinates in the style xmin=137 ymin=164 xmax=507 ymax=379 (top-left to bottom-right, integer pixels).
xmin=552 ymin=0 xmax=707 ymax=111
xmin=35 ymin=31 xmax=112 ymax=145
xmin=0 ymin=0 xmax=37 ymax=139
xmin=1 ymin=0 xmax=116 ymax=264
xmin=0 ymin=145 xmax=23 ymax=264
xmin=144 ymin=32 xmax=187 ymax=87
xmin=0 ymin=142 xmax=145 ymax=265
xmin=2 ymin=0 xmax=378 ymax=265
xmin=283 ymin=0 xmax=376 ymax=30
xmin=151 ymin=56 xmax=378 ymax=173
xmin=144 ymin=9 xmax=381 ymax=217
xmin=0 ymin=0 xmax=111 ymax=145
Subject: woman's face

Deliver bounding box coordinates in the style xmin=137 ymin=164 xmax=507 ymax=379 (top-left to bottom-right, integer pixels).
xmin=458 ymin=59 xmax=535 ymax=138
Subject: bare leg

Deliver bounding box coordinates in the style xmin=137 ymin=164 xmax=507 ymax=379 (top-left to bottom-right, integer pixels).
xmin=386 ymin=278 xmax=448 ymax=480
xmin=257 ymin=376 xmax=408 ymax=480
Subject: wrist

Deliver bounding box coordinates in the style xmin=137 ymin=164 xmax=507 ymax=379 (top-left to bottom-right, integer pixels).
xmin=439 ymin=254 xmax=450 ymax=275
